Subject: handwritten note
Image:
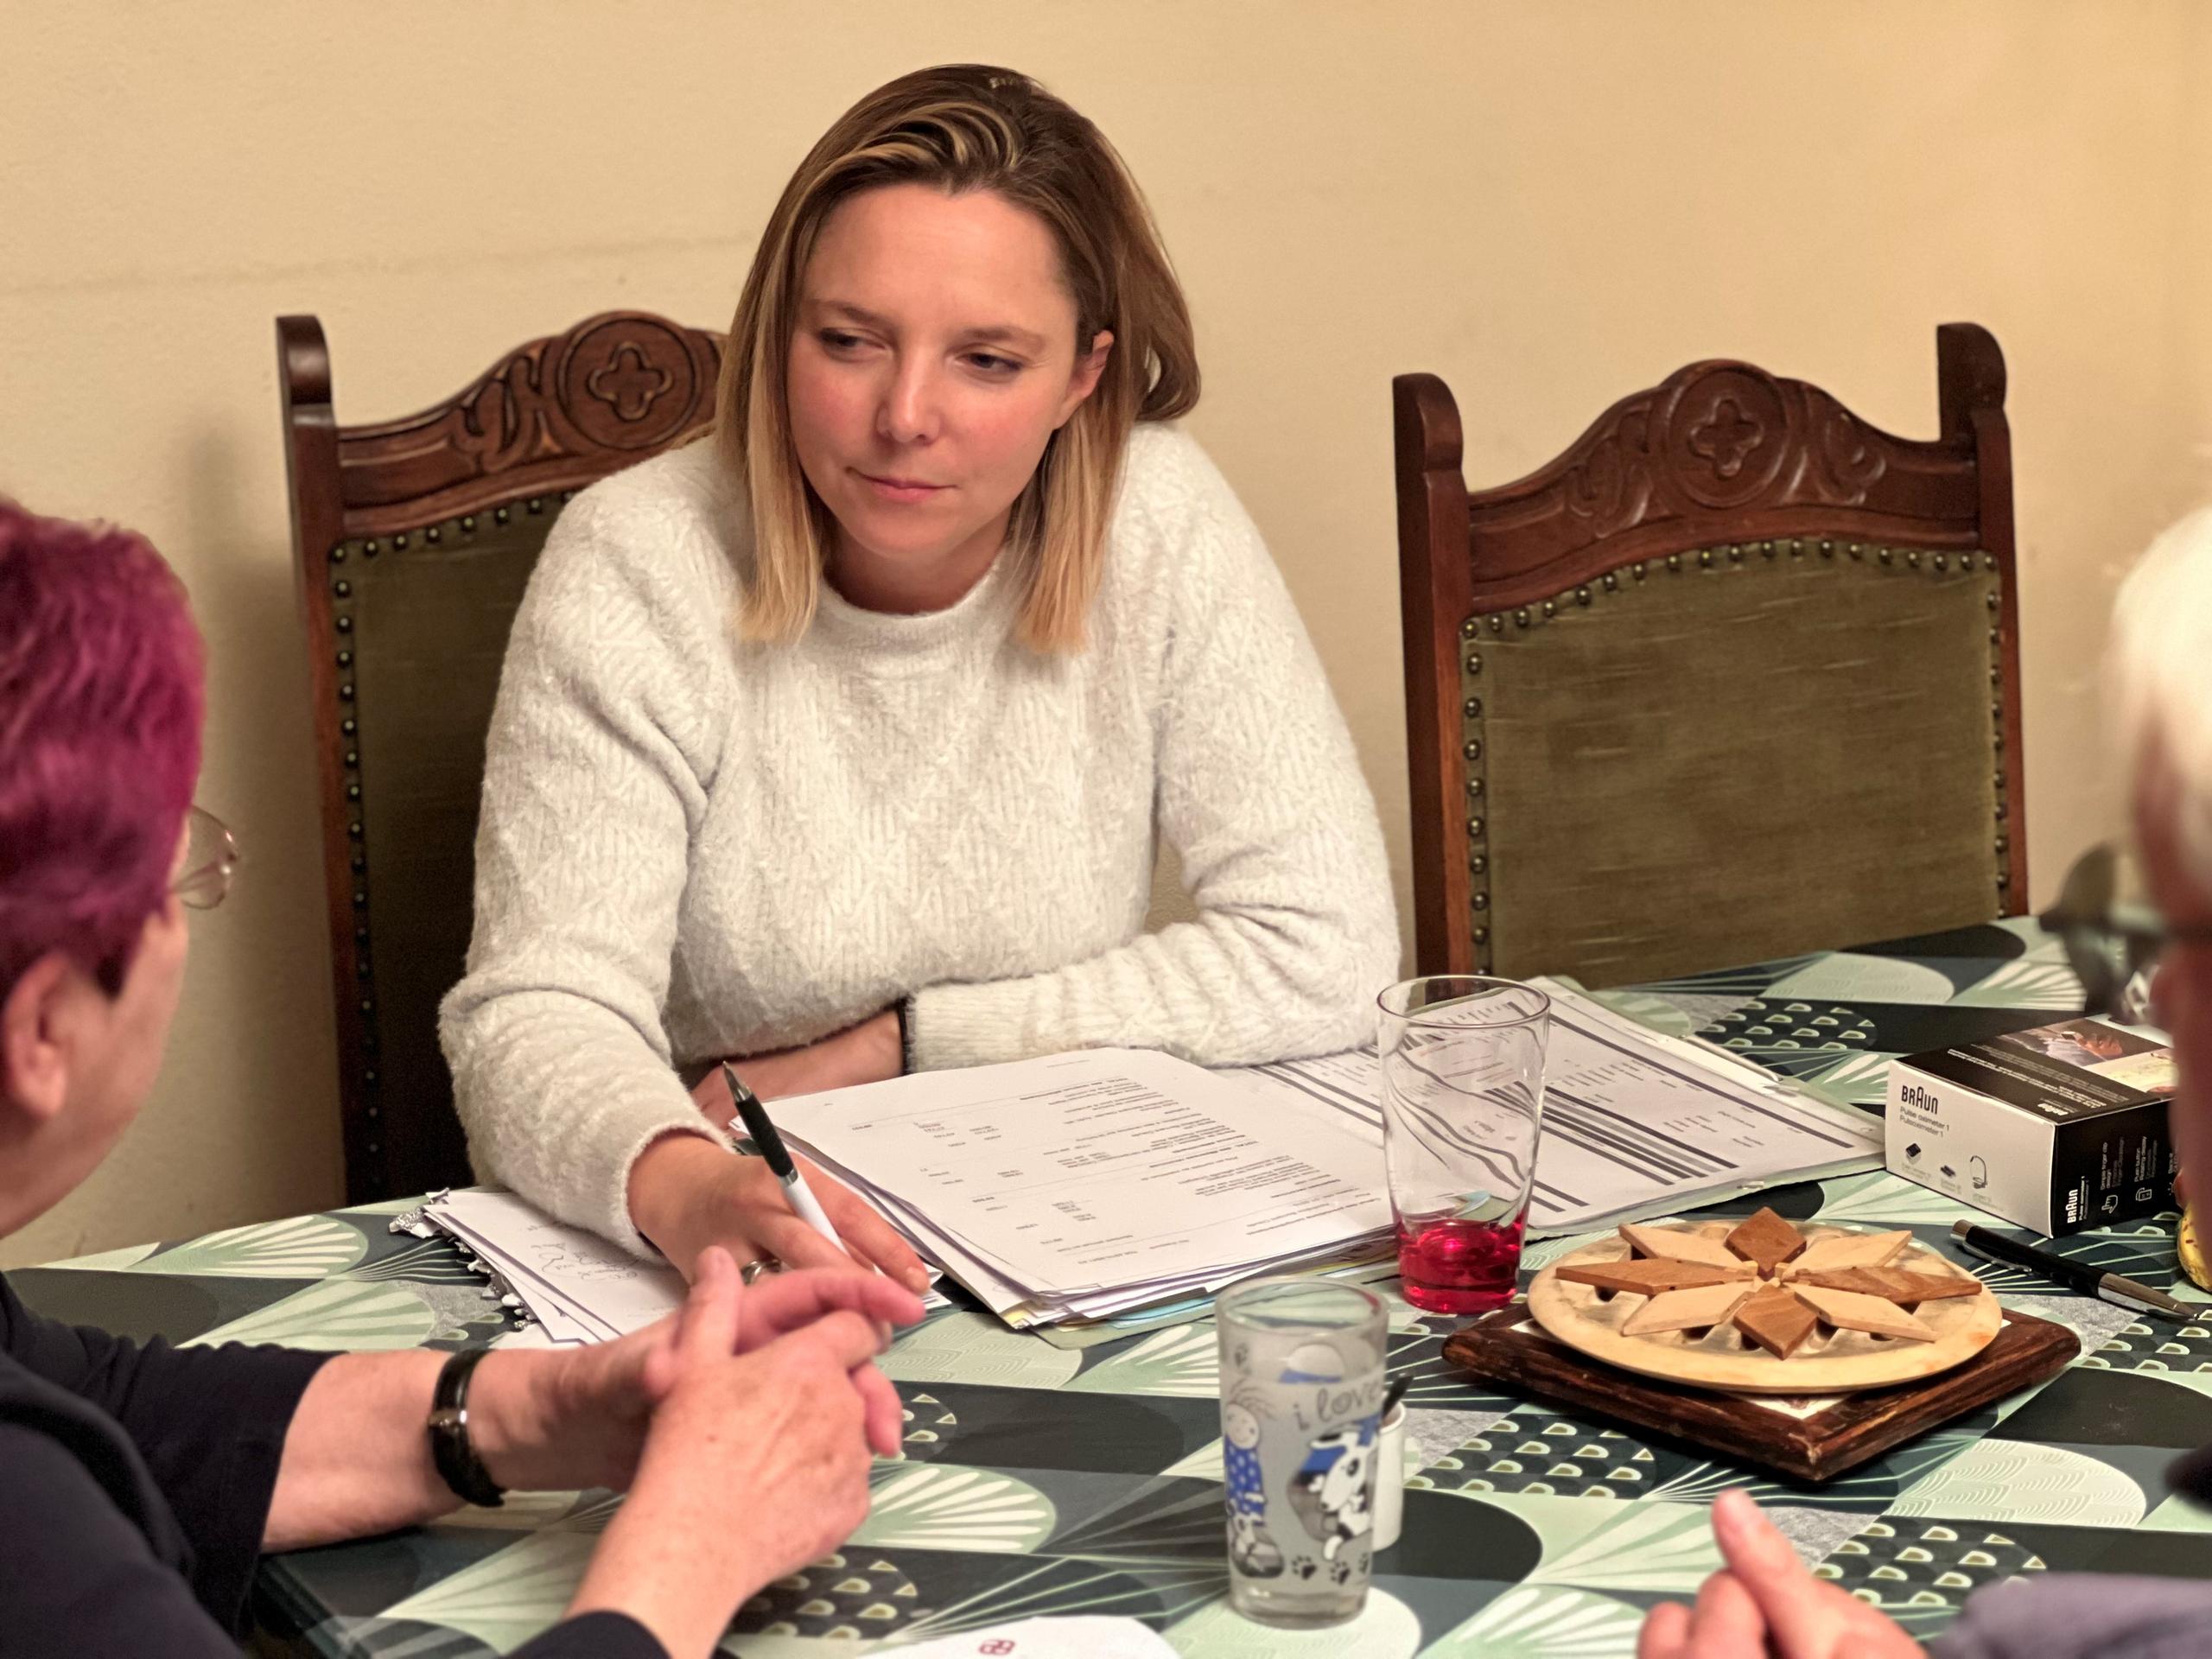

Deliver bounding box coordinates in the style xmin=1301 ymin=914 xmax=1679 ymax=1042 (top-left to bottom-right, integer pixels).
xmin=435 ymin=1188 xmax=685 ymax=1338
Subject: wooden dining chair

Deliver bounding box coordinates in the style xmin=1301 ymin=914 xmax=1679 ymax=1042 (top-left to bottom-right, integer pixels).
xmin=277 ymin=312 xmax=724 ymax=1203
xmin=1394 ymin=323 xmax=2025 ymax=988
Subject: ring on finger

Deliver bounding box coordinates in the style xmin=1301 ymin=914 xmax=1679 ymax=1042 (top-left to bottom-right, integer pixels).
xmin=741 ymin=1256 xmax=783 ymax=1286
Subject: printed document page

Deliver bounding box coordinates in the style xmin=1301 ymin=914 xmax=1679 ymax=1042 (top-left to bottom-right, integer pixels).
xmin=432 ymin=1188 xmax=685 ymax=1339
xmin=778 ymin=1048 xmax=1393 ymax=1303
xmin=1230 ymin=982 xmax=1880 ymax=1234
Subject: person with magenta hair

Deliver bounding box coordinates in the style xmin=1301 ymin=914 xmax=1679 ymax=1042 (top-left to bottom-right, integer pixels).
xmin=441 ymin=64 xmax=1400 ymax=1282
xmin=0 ymin=502 xmax=923 ymax=1659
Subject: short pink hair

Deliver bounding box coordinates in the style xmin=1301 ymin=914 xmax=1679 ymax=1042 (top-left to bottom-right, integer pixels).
xmin=0 ymin=502 xmax=205 ymax=999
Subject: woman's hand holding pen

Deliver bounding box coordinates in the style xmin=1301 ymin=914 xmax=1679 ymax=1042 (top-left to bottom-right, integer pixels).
xmin=631 ymin=1009 xmax=922 ymax=1287
xmin=628 ymin=1133 xmax=930 ymax=1291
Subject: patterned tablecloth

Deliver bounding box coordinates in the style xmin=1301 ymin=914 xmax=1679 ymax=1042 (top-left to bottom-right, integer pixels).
xmin=14 ymin=918 xmax=2212 ymax=1657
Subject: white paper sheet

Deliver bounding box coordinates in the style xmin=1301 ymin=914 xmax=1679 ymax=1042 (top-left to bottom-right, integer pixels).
xmin=1228 ymin=980 xmax=1881 ymax=1235
xmin=422 ymin=1185 xmax=950 ymax=1344
xmin=432 ymin=1188 xmax=686 ymax=1339
xmin=780 ymin=1047 xmax=1396 ymax=1325
xmin=870 ymin=1616 xmax=1177 ymax=1657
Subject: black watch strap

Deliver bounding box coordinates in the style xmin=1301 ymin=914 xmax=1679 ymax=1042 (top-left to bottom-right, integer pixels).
xmin=428 ymin=1348 xmax=506 ymax=1508
xmin=896 ymin=995 xmax=918 ymax=1076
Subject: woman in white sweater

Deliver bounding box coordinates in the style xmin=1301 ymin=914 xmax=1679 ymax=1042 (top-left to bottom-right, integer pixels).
xmin=442 ymin=64 xmax=1399 ymax=1281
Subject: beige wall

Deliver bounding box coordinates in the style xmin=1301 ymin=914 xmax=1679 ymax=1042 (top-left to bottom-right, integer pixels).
xmin=4 ymin=2 xmax=2209 ymax=1265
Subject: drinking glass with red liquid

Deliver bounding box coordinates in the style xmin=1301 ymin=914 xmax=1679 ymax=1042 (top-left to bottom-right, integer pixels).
xmin=1376 ymin=977 xmax=1551 ymax=1315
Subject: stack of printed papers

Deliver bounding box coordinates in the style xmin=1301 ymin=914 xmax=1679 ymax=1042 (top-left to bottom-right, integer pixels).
xmin=402 ymin=1185 xmax=951 ymax=1344
xmin=780 ymin=1047 xmax=1399 ymax=1329
xmin=400 ymin=984 xmax=1881 ymax=1340
xmin=779 ymin=982 xmax=1882 ymax=1330
xmin=1230 ymin=980 xmax=1883 ymax=1237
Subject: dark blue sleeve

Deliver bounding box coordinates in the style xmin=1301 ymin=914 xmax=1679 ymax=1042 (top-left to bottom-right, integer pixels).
xmin=510 ymin=1611 xmax=671 ymax=1658
xmin=0 ymin=1421 xmax=245 ymax=1658
xmin=0 ymin=1274 xmax=332 ymax=1627
xmin=1932 ymin=1573 xmax=2212 ymax=1659
xmin=0 ymin=1418 xmax=669 ymax=1659
xmin=0 ymin=1280 xmax=669 ymax=1656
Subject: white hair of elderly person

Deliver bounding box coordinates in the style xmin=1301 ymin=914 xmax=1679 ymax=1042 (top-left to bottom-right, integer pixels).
xmin=1635 ymin=512 xmax=2212 ymax=1659
xmin=2113 ymin=506 xmax=2212 ymax=912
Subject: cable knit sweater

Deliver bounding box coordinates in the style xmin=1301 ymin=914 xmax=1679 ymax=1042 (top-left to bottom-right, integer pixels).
xmin=441 ymin=424 xmax=1400 ymax=1256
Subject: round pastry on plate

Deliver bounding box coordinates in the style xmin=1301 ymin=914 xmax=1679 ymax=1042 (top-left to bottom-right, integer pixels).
xmin=1526 ymin=1207 xmax=2000 ymax=1395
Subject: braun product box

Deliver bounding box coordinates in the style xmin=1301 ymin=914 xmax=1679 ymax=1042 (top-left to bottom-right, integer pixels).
xmin=1885 ymin=1018 xmax=2177 ymax=1236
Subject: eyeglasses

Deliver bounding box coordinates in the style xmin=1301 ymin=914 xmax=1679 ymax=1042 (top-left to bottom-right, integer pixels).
xmin=171 ymin=804 xmax=238 ymax=911
xmin=2039 ymin=842 xmax=2212 ymax=1019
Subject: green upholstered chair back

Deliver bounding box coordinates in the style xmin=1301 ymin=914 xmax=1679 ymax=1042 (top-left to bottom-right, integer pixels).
xmin=1393 ymin=324 xmax=2025 ymax=988
xmin=278 ymin=313 xmax=724 ymax=1203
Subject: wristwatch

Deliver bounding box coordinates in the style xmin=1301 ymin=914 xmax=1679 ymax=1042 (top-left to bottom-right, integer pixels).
xmin=427 ymin=1349 xmax=506 ymax=1508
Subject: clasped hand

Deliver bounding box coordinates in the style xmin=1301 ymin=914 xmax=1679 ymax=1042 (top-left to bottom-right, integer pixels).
xmin=476 ymin=1249 xmax=923 ymax=1497
xmin=480 ymin=1249 xmax=927 ymax=1659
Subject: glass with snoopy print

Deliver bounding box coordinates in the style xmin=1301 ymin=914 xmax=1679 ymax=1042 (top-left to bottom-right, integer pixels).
xmin=1214 ymin=1278 xmax=1386 ymax=1626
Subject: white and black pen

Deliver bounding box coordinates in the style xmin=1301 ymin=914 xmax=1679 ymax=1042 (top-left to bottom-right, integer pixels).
xmin=723 ymin=1063 xmax=843 ymax=1249
xmin=1951 ymin=1219 xmax=2192 ymax=1320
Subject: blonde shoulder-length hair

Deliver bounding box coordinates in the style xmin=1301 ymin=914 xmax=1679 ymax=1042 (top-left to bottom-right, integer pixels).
xmin=715 ymin=64 xmax=1199 ymax=652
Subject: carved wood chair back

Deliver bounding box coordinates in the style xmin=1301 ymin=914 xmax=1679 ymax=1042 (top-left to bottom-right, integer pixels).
xmin=1394 ymin=323 xmax=2024 ymax=988
xmin=277 ymin=313 xmax=724 ymax=1202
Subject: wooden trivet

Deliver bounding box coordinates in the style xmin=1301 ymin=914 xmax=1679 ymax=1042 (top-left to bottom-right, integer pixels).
xmin=1441 ymin=1303 xmax=2080 ymax=1483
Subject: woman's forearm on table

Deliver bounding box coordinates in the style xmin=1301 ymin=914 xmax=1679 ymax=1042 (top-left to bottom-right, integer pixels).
xmin=261 ymin=1351 xmax=456 ymax=1549
xmin=264 ymin=1349 xmax=556 ymax=1550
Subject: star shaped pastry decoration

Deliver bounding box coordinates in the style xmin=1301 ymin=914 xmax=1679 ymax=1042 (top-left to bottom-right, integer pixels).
xmin=1552 ymin=1206 xmax=1986 ymax=1358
